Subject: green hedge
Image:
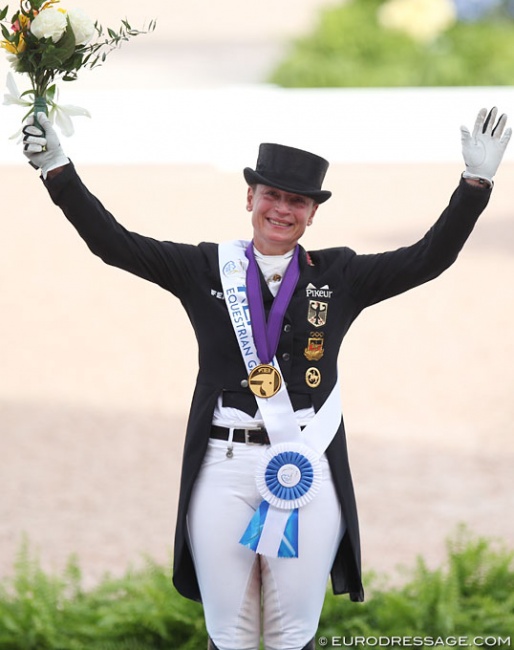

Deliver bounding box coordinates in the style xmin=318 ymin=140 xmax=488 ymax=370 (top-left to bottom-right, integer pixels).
xmin=0 ymin=543 xmax=207 ymax=650
xmin=269 ymin=0 xmax=514 ymax=87
xmin=0 ymin=527 xmax=513 ymax=649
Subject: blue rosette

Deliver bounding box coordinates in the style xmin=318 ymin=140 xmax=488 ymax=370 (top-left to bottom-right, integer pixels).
xmin=255 ymin=442 xmax=322 ymax=510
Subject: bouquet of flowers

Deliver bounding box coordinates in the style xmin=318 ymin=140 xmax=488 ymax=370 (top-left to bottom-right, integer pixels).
xmin=1 ymin=0 xmax=155 ymax=133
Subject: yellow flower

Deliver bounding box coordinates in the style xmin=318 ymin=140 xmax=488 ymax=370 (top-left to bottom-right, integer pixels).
xmin=0 ymin=40 xmax=14 ymax=53
xmin=17 ymin=14 xmax=31 ymax=32
xmin=41 ymin=0 xmax=62 ymax=10
xmin=378 ymin=0 xmax=456 ymax=43
xmin=1 ymin=33 xmax=26 ymax=54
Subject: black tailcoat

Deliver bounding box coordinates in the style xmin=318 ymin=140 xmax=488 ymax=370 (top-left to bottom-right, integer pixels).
xmin=43 ymin=165 xmax=491 ymax=603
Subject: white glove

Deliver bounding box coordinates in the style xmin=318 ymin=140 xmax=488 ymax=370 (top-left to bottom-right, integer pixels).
xmin=460 ymin=107 xmax=511 ymax=183
xmin=22 ymin=112 xmax=69 ymax=179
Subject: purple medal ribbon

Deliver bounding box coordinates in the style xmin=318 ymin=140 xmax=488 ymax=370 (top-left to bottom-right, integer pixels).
xmin=245 ymin=243 xmax=300 ymax=364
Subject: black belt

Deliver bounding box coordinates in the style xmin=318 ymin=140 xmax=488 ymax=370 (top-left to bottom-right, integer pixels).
xmin=211 ymin=425 xmax=270 ymax=445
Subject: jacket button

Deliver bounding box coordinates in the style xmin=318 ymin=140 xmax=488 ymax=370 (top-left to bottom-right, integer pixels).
xmin=283 ymin=324 xmax=292 ymax=333
xmin=240 ymin=379 xmax=249 ymax=388
xmin=282 ymin=353 xmax=291 ymax=362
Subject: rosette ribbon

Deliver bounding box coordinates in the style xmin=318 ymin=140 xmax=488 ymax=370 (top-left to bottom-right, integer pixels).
xmin=3 ymin=72 xmax=91 ymax=139
xmin=218 ymin=240 xmax=342 ymax=559
xmin=240 ymin=442 xmax=322 ymax=557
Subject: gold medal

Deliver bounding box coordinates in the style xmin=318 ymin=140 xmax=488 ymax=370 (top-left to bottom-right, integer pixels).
xmin=248 ymin=364 xmax=282 ymax=398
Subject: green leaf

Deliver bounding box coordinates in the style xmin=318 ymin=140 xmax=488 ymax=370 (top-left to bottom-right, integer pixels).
xmin=54 ymin=20 xmax=77 ymax=64
xmin=1 ymin=22 xmax=12 ymax=40
xmin=46 ymin=84 xmax=57 ymax=101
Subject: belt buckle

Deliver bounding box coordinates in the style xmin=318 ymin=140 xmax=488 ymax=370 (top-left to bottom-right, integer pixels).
xmin=245 ymin=427 xmax=266 ymax=445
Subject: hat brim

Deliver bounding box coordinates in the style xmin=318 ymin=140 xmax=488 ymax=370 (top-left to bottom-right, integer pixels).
xmin=243 ymin=168 xmax=332 ymax=204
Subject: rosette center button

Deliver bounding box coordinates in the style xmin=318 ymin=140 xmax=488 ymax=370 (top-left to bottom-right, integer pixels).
xmin=277 ymin=464 xmax=302 ymax=488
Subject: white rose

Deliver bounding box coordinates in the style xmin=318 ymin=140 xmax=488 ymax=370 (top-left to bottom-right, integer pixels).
xmin=67 ymin=7 xmax=95 ymax=46
xmin=30 ymin=8 xmax=67 ymax=43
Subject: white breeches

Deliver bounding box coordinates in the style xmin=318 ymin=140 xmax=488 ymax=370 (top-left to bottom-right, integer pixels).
xmin=187 ymin=439 xmax=345 ymax=650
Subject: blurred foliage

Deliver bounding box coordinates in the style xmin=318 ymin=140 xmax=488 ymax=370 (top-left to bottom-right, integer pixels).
xmin=320 ymin=525 xmax=514 ymax=639
xmin=269 ymin=0 xmax=514 ymax=87
xmin=0 ymin=527 xmax=512 ymax=648
xmin=0 ymin=539 xmax=207 ymax=650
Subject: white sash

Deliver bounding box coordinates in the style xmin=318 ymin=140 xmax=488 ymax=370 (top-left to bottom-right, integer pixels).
xmin=219 ymin=240 xmax=341 ymax=557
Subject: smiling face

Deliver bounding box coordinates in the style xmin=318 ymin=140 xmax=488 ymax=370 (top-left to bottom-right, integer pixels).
xmin=247 ymin=184 xmax=319 ymax=255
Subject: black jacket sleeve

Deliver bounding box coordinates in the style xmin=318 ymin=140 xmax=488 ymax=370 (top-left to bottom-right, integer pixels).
xmin=42 ymin=162 xmax=203 ymax=299
xmin=346 ymin=177 xmax=492 ymax=310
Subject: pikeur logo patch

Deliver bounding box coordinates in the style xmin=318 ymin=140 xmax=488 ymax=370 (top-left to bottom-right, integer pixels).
xmin=305 ymin=283 xmax=333 ymax=299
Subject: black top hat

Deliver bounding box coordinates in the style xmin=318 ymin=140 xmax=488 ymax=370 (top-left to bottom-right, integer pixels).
xmin=244 ymin=143 xmax=332 ymax=203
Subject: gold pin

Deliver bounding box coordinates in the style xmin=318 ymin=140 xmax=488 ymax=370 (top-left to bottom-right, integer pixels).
xmin=304 ymin=332 xmax=325 ymax=361
xmin=305 ymin=367 xmax=321 ymax=388
xmin=307 ymin=301 xmax=328 ymax=327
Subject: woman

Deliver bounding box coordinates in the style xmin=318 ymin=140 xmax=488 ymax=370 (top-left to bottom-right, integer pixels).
xmin=22 ymin=107 xmax=510 ymax=650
